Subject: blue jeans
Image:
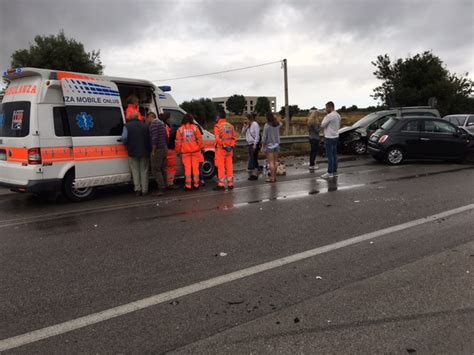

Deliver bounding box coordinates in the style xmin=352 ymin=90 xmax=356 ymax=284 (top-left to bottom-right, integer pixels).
xmin=324 ymin=138 xmax=338 ymax=174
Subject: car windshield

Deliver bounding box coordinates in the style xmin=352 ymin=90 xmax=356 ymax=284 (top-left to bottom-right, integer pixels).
xmin=381 ymin=117 xmax=399 ymax=130
xmin=352 ymin=113 xmax=379 ymax=128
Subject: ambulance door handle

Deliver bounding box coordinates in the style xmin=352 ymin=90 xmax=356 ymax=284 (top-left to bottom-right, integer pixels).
xmin=116 ymin=138 xmax=123 ymax=142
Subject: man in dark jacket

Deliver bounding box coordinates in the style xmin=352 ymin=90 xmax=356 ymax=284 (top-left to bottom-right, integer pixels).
xmin=122 ymin=112 xmax=151 ymax=196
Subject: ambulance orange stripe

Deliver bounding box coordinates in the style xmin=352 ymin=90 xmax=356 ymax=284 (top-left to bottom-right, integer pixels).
xmin=56 ymin=72 xmax=97 ymax=81
xmin=1 ymin=145 xmax=128 ymax=164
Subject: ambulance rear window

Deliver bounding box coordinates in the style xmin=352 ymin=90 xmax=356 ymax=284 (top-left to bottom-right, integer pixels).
xmin=66 ymin=106 xmax=124 ymax=137
xmin=0 ymin=101 xmax=31 ymax=137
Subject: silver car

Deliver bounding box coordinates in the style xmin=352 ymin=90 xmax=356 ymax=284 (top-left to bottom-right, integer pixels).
xmin=443 ymin=114 xmax=474 ymax=134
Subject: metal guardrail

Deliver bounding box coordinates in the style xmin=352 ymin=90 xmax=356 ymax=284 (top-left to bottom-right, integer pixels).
xmin=236 ymin=135 xmax=308 ymax=147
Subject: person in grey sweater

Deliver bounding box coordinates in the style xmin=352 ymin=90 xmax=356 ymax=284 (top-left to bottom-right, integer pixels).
xmin=262 ymin=112 xmax=282 ymax=183
xmin=307 ymin=111 xmax=321 ymax=171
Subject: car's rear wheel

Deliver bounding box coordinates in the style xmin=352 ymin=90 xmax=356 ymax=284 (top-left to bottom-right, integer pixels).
xmin=351 ymin=140 xmax=367 ymax=155
xmin=62 ymin=171 xmax=96 ymax=202
xmin=201 ymin=152 xmax=216 ymax=179
xmin=385 ymin=147 xmax=404 ymax=165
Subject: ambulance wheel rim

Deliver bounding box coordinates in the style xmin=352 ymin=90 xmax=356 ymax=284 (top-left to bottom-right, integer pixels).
xmin=71 ymin=183 xmax=94 ymax=198
xmin=201 ymin=160 xmax=214 ymax=175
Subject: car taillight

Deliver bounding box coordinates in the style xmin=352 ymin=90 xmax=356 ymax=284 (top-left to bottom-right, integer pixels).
xmin=378 ymin=135 xmax=389 ymax=144
xmin=28 ymin=148 xmax=42 ymax=165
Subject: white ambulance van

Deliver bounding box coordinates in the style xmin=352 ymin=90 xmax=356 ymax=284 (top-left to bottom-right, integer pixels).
xmin=0 ymin=68 xmax=216 ymax=201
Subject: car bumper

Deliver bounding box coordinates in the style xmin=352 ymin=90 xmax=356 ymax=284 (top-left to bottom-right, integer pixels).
xmin=368 ymin=145 xmax=384 ymax=157
xmin=0 ymin=179 xmax=62 ymax=193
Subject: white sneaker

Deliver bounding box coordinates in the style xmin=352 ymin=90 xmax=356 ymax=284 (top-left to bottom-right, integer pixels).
xmin=321 ymin=173 xmax=334 ymax=179
xmin=309 ymin=164 xmax=319 ymax=171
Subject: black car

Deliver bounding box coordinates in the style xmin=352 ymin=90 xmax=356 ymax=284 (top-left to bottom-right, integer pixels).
xmin=368 ymin=117 xmax=474 ymax=165
xmin=339 ymin=107 xmax=440 ymax=155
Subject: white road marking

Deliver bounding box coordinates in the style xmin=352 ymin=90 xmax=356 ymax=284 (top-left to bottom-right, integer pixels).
xmin=1 ymin=203 xmax=473 ymax=351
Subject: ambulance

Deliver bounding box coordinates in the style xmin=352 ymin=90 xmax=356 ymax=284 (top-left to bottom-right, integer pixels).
xmin=0 ymin=68 xmax=216 ymax=201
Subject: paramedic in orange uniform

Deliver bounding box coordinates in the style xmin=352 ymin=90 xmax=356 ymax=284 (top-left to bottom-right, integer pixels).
xmin=125 ymin=95 xmax=144 ymax=121
xmin=175 ymin=113 xmax=204 ymax=191
xmin=162 ymin=112 xmax=178 ymax=189
xmin=213 ymin=110 xmax=237 ymax=190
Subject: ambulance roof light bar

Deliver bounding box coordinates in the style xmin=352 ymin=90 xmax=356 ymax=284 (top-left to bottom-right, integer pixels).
xmin=158 ymin=86 xmax=171 ymax=92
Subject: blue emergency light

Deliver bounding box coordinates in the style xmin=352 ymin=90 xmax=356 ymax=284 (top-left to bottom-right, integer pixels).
xmin=158 ymin=86 xmax=171 ymax=92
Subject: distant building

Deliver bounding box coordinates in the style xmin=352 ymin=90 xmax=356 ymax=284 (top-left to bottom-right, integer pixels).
xmin=212 ymin=96 xmax=277 ymax=114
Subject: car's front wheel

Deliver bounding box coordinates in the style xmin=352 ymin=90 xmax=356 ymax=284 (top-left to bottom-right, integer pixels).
xmin=351 ymin=140 xmax=367 ymax=155
xmin=201 ymin=152 xmax=217 ymax=179
xmin=62 ymin=171 xmax=96 ymax=202
xmin=385 ymin=147 xmax=404 ymax=165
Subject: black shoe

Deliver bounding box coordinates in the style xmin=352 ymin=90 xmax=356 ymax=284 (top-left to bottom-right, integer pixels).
xmin=213 ymin=186 xmax=225 ymax=191
xmin=228 ymin=185 xmax=234 ymax=190
xmin=248 ymin=175 xmax=258 ymax=181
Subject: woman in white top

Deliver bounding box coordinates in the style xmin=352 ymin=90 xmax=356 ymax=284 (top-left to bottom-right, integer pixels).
xmin=242 ymin=113 xmax=261 ymax=180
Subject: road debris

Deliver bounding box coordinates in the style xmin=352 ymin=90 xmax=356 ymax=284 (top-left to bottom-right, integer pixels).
xmin=316 ymin=276 xmax=323 ymax=280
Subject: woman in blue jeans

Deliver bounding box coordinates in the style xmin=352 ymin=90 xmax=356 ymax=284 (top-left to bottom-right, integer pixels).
xmin=262 ymin=112 xmax=282 ymax=183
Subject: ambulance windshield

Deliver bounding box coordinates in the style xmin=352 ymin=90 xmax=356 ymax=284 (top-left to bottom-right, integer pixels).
xmin=0 ymin=101 xmax=31 ymax=137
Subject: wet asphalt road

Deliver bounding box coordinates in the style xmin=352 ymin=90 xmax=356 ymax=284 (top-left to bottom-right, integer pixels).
xmin=0 ymin=156 xmax=473 ymax=353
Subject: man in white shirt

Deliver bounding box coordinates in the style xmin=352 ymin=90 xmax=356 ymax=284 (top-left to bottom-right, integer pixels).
xmin=320 ymin=101 xmax=341 ymax=179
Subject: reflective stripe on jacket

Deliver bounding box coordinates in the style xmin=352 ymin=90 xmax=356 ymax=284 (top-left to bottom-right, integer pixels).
xmin=214 ymin=119 xmax=237 ymax=149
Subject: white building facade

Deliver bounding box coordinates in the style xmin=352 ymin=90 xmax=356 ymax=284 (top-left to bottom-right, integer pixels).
xmin=212 ymin=96 xmax=277 ymax=114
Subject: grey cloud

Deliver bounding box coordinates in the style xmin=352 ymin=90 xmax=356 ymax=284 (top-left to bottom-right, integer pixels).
xmin=0 ymin=0 xmax=178 ymax=70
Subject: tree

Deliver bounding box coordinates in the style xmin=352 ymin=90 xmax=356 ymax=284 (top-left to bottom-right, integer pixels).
xmin=372 ymin=51 xmax=473 ymax=115
xmin=279 ymin=105 xmax=300 ymax=119
xmin=180 ymin=98 xmax=218 ymax=124
xmin=254 ymin=96 xmax=271 ymax=115
xmin=10 ymin=30 xmax=104 ymax=74
xmin=226 ymin=94 xmax=246 ymax=114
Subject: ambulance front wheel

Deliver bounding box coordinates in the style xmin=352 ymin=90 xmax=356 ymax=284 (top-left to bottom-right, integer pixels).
xmin=63 ymin=171 xmax=96 ymax=202
xmin=202 ymin=152 xmax=216 ymax=179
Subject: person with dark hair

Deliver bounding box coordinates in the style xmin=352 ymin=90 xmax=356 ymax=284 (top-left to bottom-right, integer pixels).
xmin=307 ymin=111 xmax=321 ymax=171
xmin=162 ymin=112 xmax=179 ymax=189
xmin=175 ymin=113 xmax=204 ymax=190
xmin=321 ymin=101 xmax=341 ymax=179
xmin=262 ymin=112 xmax=282 ymax=183
xmin=213 ymin=111 xmax=237 ymax=190
xmin=122 ymin=112 xmax=151 ymax=195
xmin=146 ymin=112 xmax=168 ymax=196
xmin=242 ymin=113 xmax=261 ymax=180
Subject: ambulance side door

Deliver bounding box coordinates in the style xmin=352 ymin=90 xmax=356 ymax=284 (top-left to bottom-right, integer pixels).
xmin=61 ymin=78 xmax=130 ymax=188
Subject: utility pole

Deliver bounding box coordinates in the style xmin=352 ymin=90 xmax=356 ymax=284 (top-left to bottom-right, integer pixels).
xmin=283 ymin=59 xmax=290 ymax=135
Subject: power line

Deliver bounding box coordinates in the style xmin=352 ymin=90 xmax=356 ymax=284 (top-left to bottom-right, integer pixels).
xmin=152 ymin=60 xmax=283 ymax=82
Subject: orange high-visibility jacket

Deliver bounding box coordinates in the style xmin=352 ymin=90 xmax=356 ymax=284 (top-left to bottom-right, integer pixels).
xmin=176 ymin=123 xmax=204 ymax=154
xmin=125 ymin=103 xmax=144 ymax=121
xmin=214 ymin=119 xmax=237 ymax=149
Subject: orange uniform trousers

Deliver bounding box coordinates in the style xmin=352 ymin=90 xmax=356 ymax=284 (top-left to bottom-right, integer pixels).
xmin=215 ymin=148 xmax=234 ymax=187
xmin=182 ymin=152 xmax=201 ymax=188
xmin=166 ymin=149 xmax=177 ymax=186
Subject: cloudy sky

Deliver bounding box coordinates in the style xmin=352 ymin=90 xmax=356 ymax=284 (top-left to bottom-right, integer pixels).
xmin=1 ymin=0 xmax=473 ymax=109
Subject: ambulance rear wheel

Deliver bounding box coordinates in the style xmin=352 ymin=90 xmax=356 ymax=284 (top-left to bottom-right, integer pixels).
xmin=202 ymin=152 xmax=216 ymax=179
xmin=63 ymin=171 xmax=96 ymax=202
